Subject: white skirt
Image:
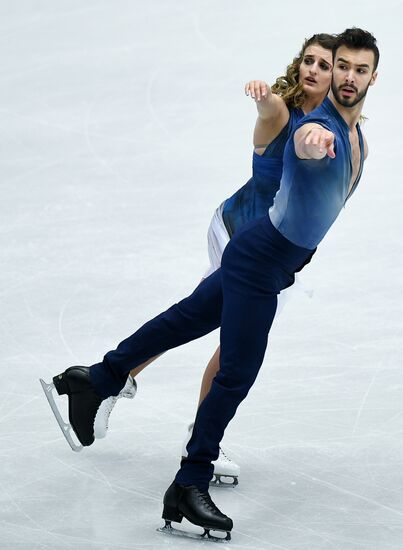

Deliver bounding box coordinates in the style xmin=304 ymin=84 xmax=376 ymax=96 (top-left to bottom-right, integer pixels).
xmin=203 ymin=203 xmax=230 ymax=279
xmin=202 ymin=205 xmax=312 ymax=316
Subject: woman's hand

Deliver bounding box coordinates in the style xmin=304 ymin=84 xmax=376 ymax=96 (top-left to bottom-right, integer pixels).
xmin=245 ymin=80 xmax=270 ymax=102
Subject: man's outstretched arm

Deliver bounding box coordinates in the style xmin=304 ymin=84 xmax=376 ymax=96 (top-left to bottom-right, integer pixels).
xmin=294 ymin=123 xmax=336 ymax=160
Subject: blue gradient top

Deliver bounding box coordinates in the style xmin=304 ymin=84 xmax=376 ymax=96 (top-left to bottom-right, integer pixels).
xmin=269 ymin=97 xmax=364 ymax=250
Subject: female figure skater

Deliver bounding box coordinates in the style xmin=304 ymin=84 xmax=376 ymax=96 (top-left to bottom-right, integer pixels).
xmin=92 ymin=32 xmax=336 ymax=484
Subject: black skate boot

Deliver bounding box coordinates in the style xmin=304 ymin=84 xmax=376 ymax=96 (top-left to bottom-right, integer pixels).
xmin=158 ymin=481 xmax=233 ymax=542
xmin=40 ymin=366 xmax=103 ymax=451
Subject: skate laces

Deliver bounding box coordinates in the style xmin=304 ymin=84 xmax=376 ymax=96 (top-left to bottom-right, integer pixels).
xmin=103 ymin=396 xmax=118 ymax=427
xmin=121 ymin=377 xmax=137 ymax=399
xmin=196 ymin=489 xmax=220 ymax=514
xmin=218 ymin=447 xmax=232 ymax=463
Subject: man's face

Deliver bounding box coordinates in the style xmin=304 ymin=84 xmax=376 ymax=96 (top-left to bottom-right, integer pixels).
xmin=331 ymin=46 xmax=377 ymax=108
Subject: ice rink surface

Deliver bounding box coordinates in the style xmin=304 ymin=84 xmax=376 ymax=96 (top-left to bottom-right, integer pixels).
xmin=1 ymin=1 xmax=402 ymax=548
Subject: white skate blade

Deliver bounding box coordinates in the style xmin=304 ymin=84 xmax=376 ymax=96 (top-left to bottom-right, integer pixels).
xmin=157 ymin=522 xmax=230 ymax=543
xmin=210 ymin=474 xmax=238 ymax=488
xmin=39 ymin=378 xmax=83 ymax=453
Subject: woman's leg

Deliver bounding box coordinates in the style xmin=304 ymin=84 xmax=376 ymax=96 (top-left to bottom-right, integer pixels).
xmin=129 ymin=354 xmax=162 ymax=378
xmin=197 ymin=346 xmax=220 ymax=407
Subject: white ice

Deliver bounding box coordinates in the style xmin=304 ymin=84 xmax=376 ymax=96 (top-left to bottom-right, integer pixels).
xmin=0 ymin=1 xmax=402 ymax=549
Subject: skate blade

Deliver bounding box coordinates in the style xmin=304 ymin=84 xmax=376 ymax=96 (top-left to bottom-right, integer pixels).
xmin=39 ymin=378 xmax=83 ymax=453
xmin=157 ymin=522 xmax=230 ymax=543
xmin=210 ymin=474 xmax=238 ymax=488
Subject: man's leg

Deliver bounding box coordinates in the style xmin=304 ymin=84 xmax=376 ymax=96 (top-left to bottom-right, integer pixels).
xmin=47 ymin=268 xmax=226 ymax=449
xmin=176 ymin=255 xmax=278 ymax=488
xmin=174 ymin=214 xmax=309 ymax=489
xmin=89 ymin=268 xmax=224 ymax=398
xmin=158 ymin=216 xmax=287 ymax=537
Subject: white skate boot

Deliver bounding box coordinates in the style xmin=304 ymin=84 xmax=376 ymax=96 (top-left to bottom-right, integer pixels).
xmin=182 ymin=423 xmax=240 ymax=487
xmin=93 ymin=375 xmax=137 ymax=439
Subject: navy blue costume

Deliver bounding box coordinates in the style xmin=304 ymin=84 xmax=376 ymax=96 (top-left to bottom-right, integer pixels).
xmin=90 ymin=97 xmax=365 ymax=490
xmin=222 ymin=107 xmax=304 ymax=237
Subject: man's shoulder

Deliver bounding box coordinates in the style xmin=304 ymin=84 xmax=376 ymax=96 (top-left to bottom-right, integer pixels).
xmin=297 ymin=99 xmax=340 ymax=131
xmin=296 ymin=111 xmax=335 ymax=134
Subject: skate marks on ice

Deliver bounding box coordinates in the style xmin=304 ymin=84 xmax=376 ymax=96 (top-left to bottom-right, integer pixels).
xmin=39 ymin=378 xmax=83 ymax=452
xmin=157 ymin=520 xmax=231 ymax=543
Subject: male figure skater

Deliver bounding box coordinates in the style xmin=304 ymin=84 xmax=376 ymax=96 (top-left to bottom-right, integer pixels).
xmin=41 ymin=28 xmax=378 ymax=541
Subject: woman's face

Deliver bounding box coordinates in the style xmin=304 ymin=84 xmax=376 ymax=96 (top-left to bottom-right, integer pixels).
xmin=299 ymin=44 xmax=333 ymax=98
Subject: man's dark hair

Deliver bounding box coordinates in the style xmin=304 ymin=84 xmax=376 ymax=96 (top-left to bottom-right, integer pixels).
xmin=333 ymin=28 xmax=379 ymax=71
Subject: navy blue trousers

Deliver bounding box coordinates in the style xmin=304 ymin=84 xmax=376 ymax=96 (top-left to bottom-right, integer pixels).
xmin=90 ymin=215 xmax=314 ymax=490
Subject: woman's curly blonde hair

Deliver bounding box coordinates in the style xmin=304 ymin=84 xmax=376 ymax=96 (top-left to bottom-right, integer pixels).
xmin=272 ymin=33 xmax=337 ymax=109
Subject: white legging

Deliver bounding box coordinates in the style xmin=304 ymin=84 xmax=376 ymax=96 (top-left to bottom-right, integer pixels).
xmin=203 ymin=204 xmax=312 ymax=316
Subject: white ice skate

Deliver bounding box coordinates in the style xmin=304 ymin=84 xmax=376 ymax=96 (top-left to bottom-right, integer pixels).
xmin=182 ymin=424 xmax=240 ymax=487
xmin=94 ymin=375 xmax=137 ymax=439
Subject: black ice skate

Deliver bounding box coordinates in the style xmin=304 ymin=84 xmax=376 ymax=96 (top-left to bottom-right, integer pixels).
xmin=157 ymin=481 xmax=233 ymax=542
xmin=40 ymin=366 xmax=103 ymax=452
